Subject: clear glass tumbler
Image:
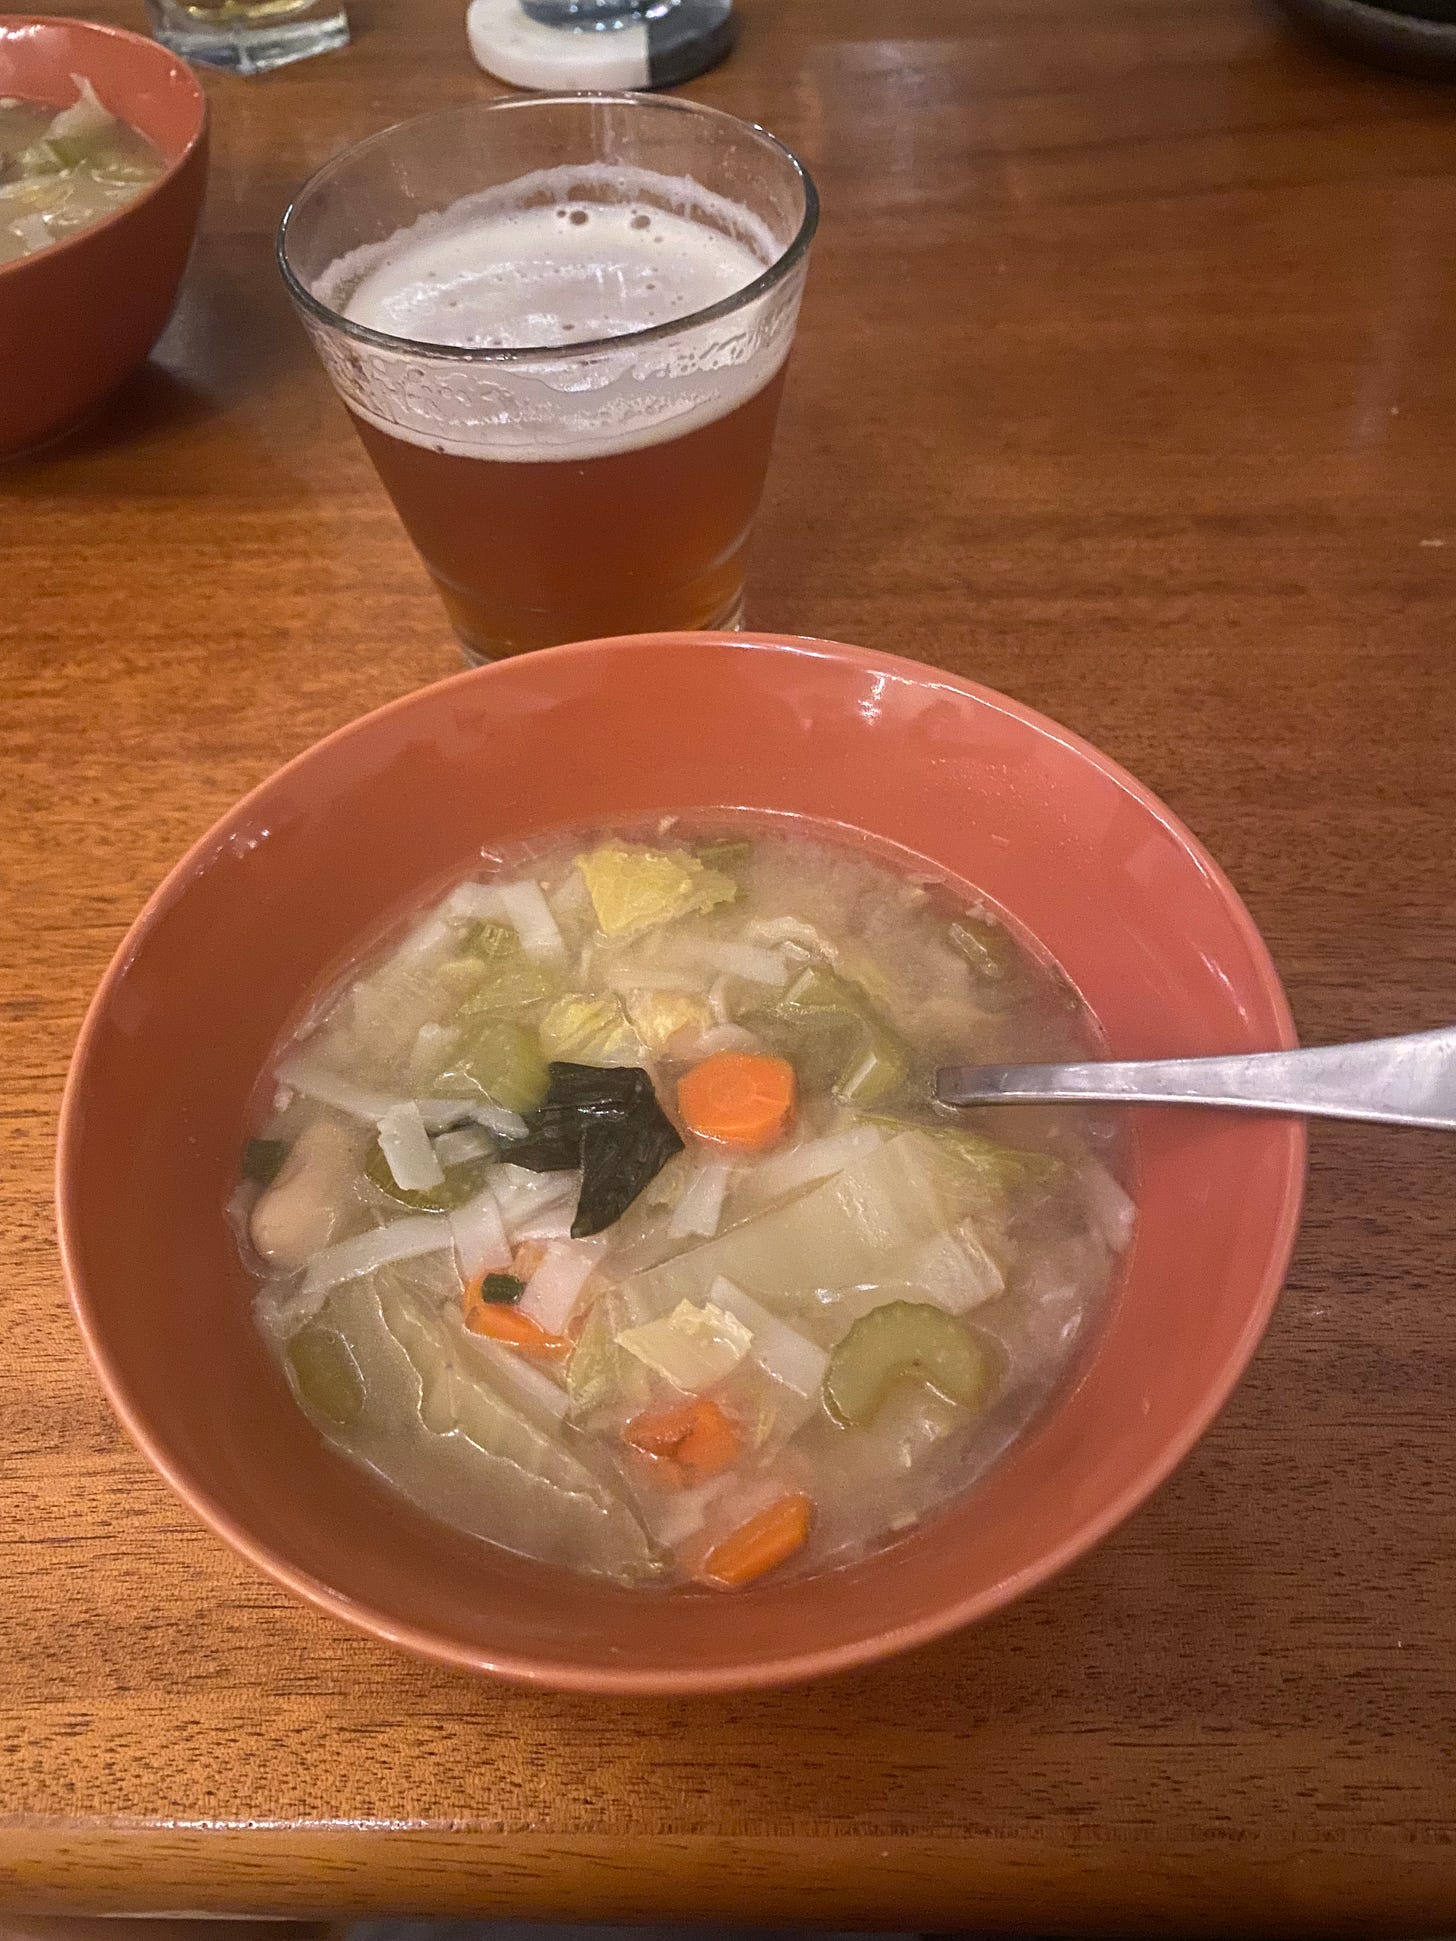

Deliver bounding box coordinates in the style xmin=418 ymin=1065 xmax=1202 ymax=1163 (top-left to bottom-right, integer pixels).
xmin=144 ymin=0 xmax=349 ymax=74
xmin=278 ymin=94 xmax=817 ymax=662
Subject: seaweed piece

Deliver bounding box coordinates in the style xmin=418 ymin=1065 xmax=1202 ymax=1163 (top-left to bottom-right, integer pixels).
xmin=500 ymin=1062 xmax=684 ymax=1239
xmin=575 ymin=1102 xmax=684 ymax=1238
xmin=478 ymin=1273 xmax=526 ymax=1304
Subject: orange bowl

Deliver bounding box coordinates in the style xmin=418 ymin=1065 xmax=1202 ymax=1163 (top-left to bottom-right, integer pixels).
xmin=56 ymin=634 xmax=1304 ymax=1691
xmin=0 ymin=16 xmax=208 ymax=456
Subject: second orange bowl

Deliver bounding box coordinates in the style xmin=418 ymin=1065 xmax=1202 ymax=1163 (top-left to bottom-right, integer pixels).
xmin=0 ymin=16 xmax=208 ymax=455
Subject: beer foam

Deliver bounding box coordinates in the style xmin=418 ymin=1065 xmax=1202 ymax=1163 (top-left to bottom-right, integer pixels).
xmin=318 ymin=166 xmax=798 ymax=462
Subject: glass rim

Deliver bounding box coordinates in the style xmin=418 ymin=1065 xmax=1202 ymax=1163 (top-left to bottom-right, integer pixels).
xmin=276 ymin=91 xmax=819 ymax=367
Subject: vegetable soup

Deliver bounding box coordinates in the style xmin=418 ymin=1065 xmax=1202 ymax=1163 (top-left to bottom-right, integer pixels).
xmin=0 ymin=80 xmax=164 ymax=266
xmin=236 ymin=823 xmax=1134 ymax=1591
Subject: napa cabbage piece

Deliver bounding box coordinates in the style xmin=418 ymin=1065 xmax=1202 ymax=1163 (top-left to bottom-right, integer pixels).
xmin=890 ymin=1121 xmax=1065 ymax=1198
xmin=454 ymin=922 xmax=563 ymax=1016
xmin=576 ymin=841 xmax=736 ymax=940
xmin=619 ymin=1131 xmax=983 ymax=1312
xmin=436 ymin=1018 xmax=549 ymax=1116
xmin=617 ymin=1298 xmax=754 ymax=1392
xmin=757 ymin=966 xmax=912 ymax=1107
xmin=624 ymin=989 xmax=715 ymax=1051
xmin=566 ymin=1286 xmax=662 ymax=1423
xmin=287 ymin=1274 xmax=659 ymax=1583
xmin=538 ymin=993 xmax=644 ymax=1065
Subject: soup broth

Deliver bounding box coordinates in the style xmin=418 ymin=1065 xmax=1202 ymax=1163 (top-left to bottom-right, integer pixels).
xmin=236 ymin=822 xmax=1134 ymax=1591
xmin=0 ymin=80 xmax=165 ymax=266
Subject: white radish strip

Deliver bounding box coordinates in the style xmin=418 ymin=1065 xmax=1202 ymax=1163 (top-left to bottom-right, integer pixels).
xmin=375 ymin=1101 xmax=445 ymax=1193
xmin=431 ymin=1124 xmax=494 ymax=1169
xmin=518 ymin=1238 xmax=607 ymax=1334
xmin=301 ymin=1215 xmax=454 ymax=1297
xmin=494 ymin=879 xmax=567 ymax=963
xmin=488 ymin=1165 xmax=581 ymax=1242
xmin=1081 ymin=1161 xmax=1136 ymax=1253
xmin=668 ymin=1159 xmax=733 ymax=1239
xmin=679 ymin=941 xmax=788 ymax=986
xmin=708 ymin=1276 xmax=828 ymax=1398
xmin=276 ymin=1059 xmax=400 ymax=1123
xmin=449 ymin=1181 xmax=512 ymax=1279
xmin=747 ymin=1125 xmax=883 ymax=1205
xmin=466 ymin=1332 xmax=571 ymax=1421
xmin=689 ymin=1022 xmax=760 ymax=1059
xmin=707 ymin=975 xmax=733 ymax=1024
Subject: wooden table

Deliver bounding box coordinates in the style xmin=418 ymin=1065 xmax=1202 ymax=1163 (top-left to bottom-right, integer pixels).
xmin=6 ymin=0 xmax=1456 ymax=1928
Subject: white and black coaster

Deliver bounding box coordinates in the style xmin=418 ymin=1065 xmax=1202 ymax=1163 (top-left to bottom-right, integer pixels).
xmin=467 ymin=0 xmax=736 ymax=91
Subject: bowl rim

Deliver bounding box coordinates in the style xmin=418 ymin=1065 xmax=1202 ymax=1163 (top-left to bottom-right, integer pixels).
xmin=0 ymin=13 xmax=208 ymax=286
xmin=55 ymin=630 xmax=1307 ymax=1693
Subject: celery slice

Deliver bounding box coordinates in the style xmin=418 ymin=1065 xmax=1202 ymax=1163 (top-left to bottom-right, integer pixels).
xmin=823 ymin=1300 xmax=990 ymax=1428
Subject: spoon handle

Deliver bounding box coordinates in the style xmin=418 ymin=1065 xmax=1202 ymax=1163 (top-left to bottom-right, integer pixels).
xmin=935 ymin=1026 xmax=1456 ymax=1129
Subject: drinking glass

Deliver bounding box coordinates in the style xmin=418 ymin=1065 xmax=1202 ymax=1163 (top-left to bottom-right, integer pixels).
xmin=144 ymin=0 xmax=349 ymax=73
xmin=278 ymin=94 xmax=817 ymax=662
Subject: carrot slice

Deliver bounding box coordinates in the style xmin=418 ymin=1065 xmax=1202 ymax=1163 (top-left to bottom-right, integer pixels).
xmin=677 ymin=1052 xmax=796 ymax=1153
xmin=463 ymin=1288 xmax=571 ymax=1361
xmin=698 ymin=1492 xmax=813 ymax=1589
xmin=624 ymin=1396 xmax=742 ymax=1483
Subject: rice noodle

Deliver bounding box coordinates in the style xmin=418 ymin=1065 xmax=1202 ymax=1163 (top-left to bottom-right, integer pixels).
xmin=431 ymin=1124 xmax=494 ymax=1169
xmin=668 ymin=1159 xmax=733 ymax=1239
xmin=449 ymin=1182 xmax=511 ymax=1278
xmin=466 ymin=1330 xmax=570 ymax=1420
xmin=375 ymin=1101 xmax=444 ymax=1192
xmin=518 ymin=1238 xmax=607 ymax=1333
xmin=301 ymin=1215 xmax=454 ymax=1297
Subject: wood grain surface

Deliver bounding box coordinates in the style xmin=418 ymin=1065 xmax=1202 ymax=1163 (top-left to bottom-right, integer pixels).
xmin=4 ymin=0 xmax=1456 ymax=1926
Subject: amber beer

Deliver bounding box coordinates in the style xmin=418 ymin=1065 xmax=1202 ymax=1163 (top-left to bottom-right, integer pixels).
xmin=347 ymin=368 xmax=787 ymax=659
xmin=280 ymin=97 xmax=816 ymax=660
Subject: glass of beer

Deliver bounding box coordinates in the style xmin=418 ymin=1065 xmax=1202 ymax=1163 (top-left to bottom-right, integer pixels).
xmin=278 ymin=95 xmax=817 ymax=661
xmin=144 ymin=0 xmax=349 ymax=73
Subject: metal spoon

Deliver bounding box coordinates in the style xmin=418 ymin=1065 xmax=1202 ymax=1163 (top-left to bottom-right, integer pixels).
xmin=935 ymin=1025 xmax=1456 ymax=1130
